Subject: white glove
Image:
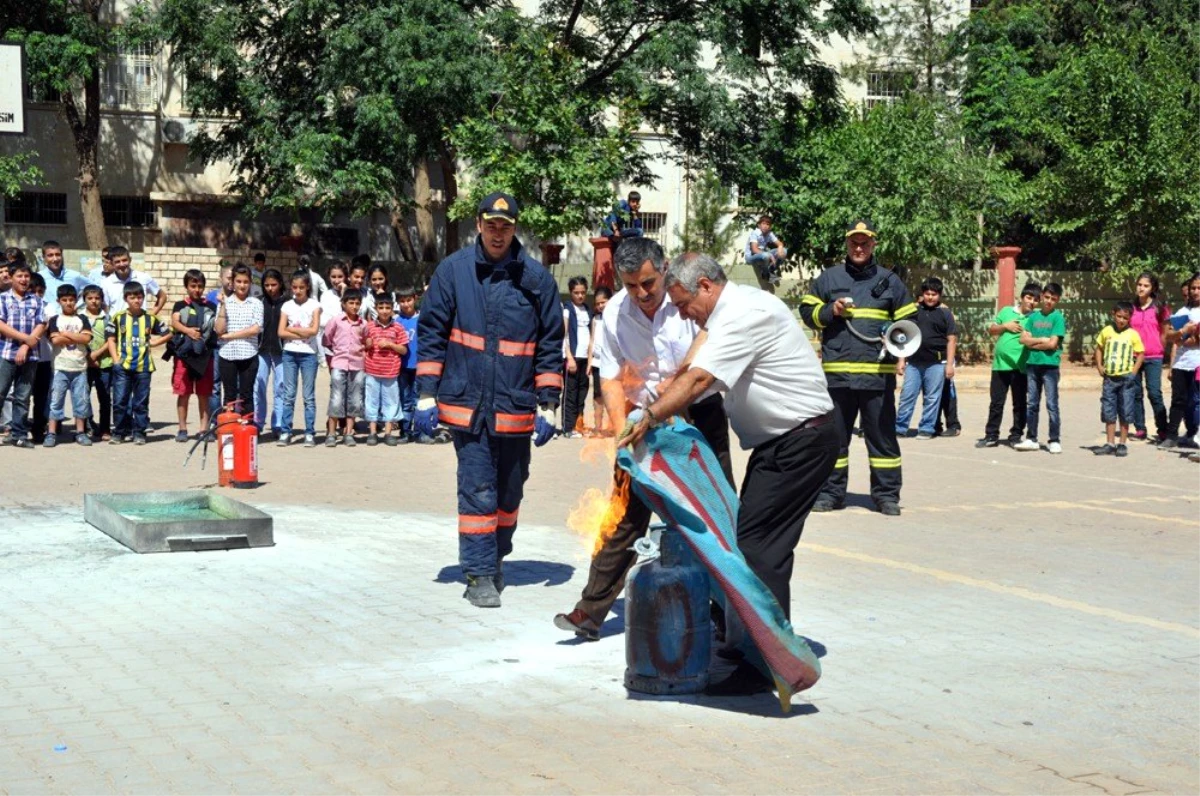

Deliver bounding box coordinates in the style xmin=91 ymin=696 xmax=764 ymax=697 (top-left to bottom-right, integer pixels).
xmin=536 ymin=405 xmax=557 ymax=425
xmin=417 ymin=395 xmax=436 ymax=411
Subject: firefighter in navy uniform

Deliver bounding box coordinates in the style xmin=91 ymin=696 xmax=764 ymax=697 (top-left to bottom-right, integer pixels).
xmin=413 ymin=192 xmax=565 ymax=607
xmin=799 ymin=220 xmax=917 ymax=516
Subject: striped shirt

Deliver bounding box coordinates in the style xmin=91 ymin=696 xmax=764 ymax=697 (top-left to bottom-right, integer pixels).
xmin=364 ymin=319 xmax=410 ymax=378
xmin=106 ymin=310 xmax=168 ymax=372
xmin=1095 ymin=325 xmax=1144 ymax=377
xmin=217 ymin=295 xmax=264 ymax=361
xmin=0 ymin=289 xmax=46 ymax=362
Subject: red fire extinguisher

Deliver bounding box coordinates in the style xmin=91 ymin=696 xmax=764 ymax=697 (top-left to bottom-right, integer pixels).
xmin=230 ymin=420 xmax=259 ymax=489
xmin=215 ymin=407 xmax=243 ymax=488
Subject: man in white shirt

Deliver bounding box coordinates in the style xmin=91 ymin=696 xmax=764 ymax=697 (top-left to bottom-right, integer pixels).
xmin=554 ymin=238 xmax=733 ymax=642
xmin=102 ymin=246 xmax=167 ymax=316
xmin=620 ymin=252 xmax=837 ymax=696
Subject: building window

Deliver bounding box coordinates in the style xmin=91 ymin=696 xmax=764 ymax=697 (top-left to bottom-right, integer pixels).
xmin=101 ymin=196 xmax=157 ymax=228
xmin=102 ymin=41 xmax=158 ymax=110
xmin=26 ymin=80 xmax=61 ymax=104
xmin=866 ymin=70 xmax=914 ymax=109
xmin=4 ymin=192 xmax=68 ymax=225
xmin=641 ymin=212 xmax=668 ymax=242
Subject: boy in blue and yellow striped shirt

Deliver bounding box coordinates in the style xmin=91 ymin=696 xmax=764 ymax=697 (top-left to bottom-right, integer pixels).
xmin=1094 ymin=301 xmax=1145 ymax=457
xmin=105 ymin=282 xmax=170 ymax=444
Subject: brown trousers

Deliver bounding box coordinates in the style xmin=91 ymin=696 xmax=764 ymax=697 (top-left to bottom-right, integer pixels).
xmin=574 ymin=394 xmax=734 ymax=623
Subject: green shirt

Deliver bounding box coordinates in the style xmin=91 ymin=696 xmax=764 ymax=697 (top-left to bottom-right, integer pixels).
xmin=83 ymin=310 xmax=112 ymax=369
xmin=1024 ymin=308 xmax=1066 ymax=367
xmin=991 ymin=306 xmax=1030 ymax=372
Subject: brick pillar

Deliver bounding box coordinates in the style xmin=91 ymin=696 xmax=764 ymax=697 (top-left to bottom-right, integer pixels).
xmin=539 ymin=242 xmax=564 ymax=267
xmin=992 ymin=246 xmax=1022 ymax=310
xmin=590 ymin=237 xmax=615 ymax=293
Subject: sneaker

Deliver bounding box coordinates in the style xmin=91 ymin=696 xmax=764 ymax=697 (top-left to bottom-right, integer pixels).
xmin=1012 ymin=439 xmax=1040 ymax=452
xmin=325 ymin=434 xmax=338 ymax=448
xmin=877 ymin=501 xmax=901 ymax=516
xmin=916 ymin=431 xmax=934 ymax=441
xmin=397 ymin=435 xmax=412 ymax=445
xmin=133 ymin=434 xmax=147 ymax=446
xmin=554 ymin=608 xmax=600 ymax=641
xmin=975 ymin=437 xmax=999 ymax=448
xmin=12 ymin=437 xmax=33 ymax=449
xmin=564 ymin=431 xmax=583 ymax=439
xmin=42 ymin=434 xmax=57 ymax=448
xmin=1094 ymin=444 xmax=1116 ymax=456
xmin=415 ymin=434 xmax=436 ymax=445
xmin=433 ymin=429 xmax=453 ymax=444
xmin=109 ymin=435 xmax=126 ymax=445
xmin=277 ymin=433 xmax=290 ymax=447
xmin=1047 ymin=441 xmax=1062 ymax=454
xmin=1157 ymin=437 xmax=1179 ymax=449
xmin=175 ymin=430 xmax=189 ymax=443
xmin=463 ymin=576 xmax=501 ymax=608
xmin=811 ymin=497 xmax=844 ymax=512
xmin=304 ymin=434 xmax=316 ymax=448
xmin=384 ymin=434 xmax=398 ymax=447
xmin=344 ymin=434 xmax=357 ymax=447
xmin=940 ymin=428 xmax=961 ymax=438
xmin=1115 ymin=444 xmax=1128 ymax=458
xmin=76 ymin=432 xmax=92 ymax=446
xmin=0 ymin=436 xmax=12 ymax=446
xmin=367 ymin=432 xmax=379 ymax=446
xmin=1177 ymin=438 xmax=1200 ymax=450
xmin=1132 ymin=429 xmax=1147 ymax=441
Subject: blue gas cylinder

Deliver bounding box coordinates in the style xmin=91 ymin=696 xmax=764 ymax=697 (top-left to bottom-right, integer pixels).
xmin=624 ymin=524 xmax=712 ymax=694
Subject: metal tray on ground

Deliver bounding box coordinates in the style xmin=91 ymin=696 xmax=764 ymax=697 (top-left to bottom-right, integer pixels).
xmin=84 ymin=490 xmax=274 ymax=553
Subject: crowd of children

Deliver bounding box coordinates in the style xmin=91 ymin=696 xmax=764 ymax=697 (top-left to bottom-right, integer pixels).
xmin=2 ymin=242 xmax=1197 ymax=461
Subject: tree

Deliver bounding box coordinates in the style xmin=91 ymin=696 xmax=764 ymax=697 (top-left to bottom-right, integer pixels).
xmin=0 ymin=0 xmax=137 ymax=248
xmin=961 ymin=0 xmax=1200 ymax=278
xmin=845 ymin=0 xmax=966 ymax=96
xmin=0 ymin=153 xmax=44 ymax=198
xmin=757 ymin=95 xmax=1020 ymax=269
xmin=449 ymin=21 xmax=652 ymax=242
xmin=672 ymin=167 xmax=740 ymax=262
xmin=155 ymin=0 xmax=494 ymax=262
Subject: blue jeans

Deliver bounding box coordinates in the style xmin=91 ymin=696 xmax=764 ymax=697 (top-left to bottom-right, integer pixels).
xmin=364 ymin=373 xmax=401 ymax=423
xmin=254 ymin=352 xmax=285 ymax=431
xmin=207 ymin=358 xmax=223 ymax=418
xmin=1025 ymin=365 xmax=1061 ymax=443
xmin=1132 ymin=358 xmax=1167 ymax=436
xmin=0 ymin=358 xmax=35 ymax=440
xmin=279 ymin=351 xmax=318 ymax=435
xmin=895 ymin=361 xmax=945 ymax=435
xmin=399 ymin=368 xmax=417 ymax=431
xmin=112 ymin=367 xmax=153 ymax=436
xmin=50 ymin=370 xmax=92 ymax=421
xmin=746 ymin=250 xmax=784 ymax=279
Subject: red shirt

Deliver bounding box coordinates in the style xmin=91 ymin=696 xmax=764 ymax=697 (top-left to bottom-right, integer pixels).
xmin=364 ymin=320 xmax=410 ymax=378
xmin=1130 ymin=302 xmax=1169 ymax=360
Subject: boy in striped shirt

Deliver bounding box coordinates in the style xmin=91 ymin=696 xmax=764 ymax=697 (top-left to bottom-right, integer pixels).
xmin=105 ymin=282 xmax=171 ymax=444
xmin=363 ymin=292 xmax=409 ymax=446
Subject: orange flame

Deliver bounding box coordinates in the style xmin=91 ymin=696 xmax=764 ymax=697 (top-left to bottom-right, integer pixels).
xmin=566 ymin=473 xmax=632 ymax=556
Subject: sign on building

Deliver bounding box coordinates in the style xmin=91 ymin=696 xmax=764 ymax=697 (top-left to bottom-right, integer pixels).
xmin=0 ymin=42 xmax=26 ymax=136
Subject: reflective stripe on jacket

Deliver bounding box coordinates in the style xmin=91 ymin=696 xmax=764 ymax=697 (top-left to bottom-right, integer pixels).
xmin=416 ymin=237 xmax=565 ymax=436
xmin=798 ymin=258 xmax=916 ymax=390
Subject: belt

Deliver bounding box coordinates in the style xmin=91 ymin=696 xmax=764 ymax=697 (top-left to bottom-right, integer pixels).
xmin=792 ymin=411 xmax=834 ymax=434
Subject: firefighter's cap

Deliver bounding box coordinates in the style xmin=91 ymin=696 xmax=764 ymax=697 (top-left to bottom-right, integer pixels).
xmin=478 ymin=192 xmax=520 ymax=224
xmin=845 ymin=219 xmax=878 ymax=239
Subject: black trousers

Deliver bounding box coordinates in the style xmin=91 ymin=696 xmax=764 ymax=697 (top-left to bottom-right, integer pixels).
xmin=820 ymin=384 xmax=902 ymax=505
xmin=984 ymin=369 xmax=1027 ymax=441
xmin=219 ymin=356 xmax=259 ymax=417
xmin=87 ymin=366 xmax=112 ymax=436
xmin=576 ymin=394 xmax=733 ymax=623
xmin=935 ymin=377 xmax=960 ymax=433
xmin=31 ymin=361 xmax=52 ymax=442
xmin=1166 ymin=367 xmax=1199 ymax=439
xmin=562 ymin=363 xmax=590 ymax=434
xmin=739 ymin=421 xmax=839 ymax=619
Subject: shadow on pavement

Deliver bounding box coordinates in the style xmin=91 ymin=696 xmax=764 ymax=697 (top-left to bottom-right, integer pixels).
xmin=435 ymin=560 xmax=575 ymax=588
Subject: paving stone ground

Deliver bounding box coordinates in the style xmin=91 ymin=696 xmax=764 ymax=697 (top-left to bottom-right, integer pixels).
xmin=1 ymin=383 xmax=1197 ymax=794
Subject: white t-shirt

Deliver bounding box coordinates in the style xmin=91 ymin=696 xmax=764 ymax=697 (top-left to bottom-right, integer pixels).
xmin=281 ymin=298 xmax=322 ymax=355
xmin=48 ymin=314 xmax=92 ymax=372
xmin=1171 ymin=306 xmax=1200 ymax=371
xmin=594 ymin=290 xmax=700 ymax=407
xmin=563 ymin=302 xmax=592 ymax=358
xmin=691 ymin=283 xmax=833 ymax=449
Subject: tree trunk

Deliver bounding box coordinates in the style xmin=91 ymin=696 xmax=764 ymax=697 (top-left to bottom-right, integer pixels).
xmin=439 ymin=153 xmax=459 ymax=255
xmin=60 ymin=21 xmax=107 ymax=251
xmin=390 ymin=200 xmax=417 ymax=262
xmin=974 ymin=210 xmax=984 ymax=272
xmin=413 ymin=158 xmax=437 ymax=263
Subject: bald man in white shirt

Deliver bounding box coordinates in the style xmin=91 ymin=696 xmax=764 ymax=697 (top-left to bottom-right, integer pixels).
xmin=620 ymin=252 xmax=838 ymax=696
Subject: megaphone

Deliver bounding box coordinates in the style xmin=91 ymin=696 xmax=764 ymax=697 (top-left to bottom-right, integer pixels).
xmin=883 ymin=320 xmax=922 ymax=359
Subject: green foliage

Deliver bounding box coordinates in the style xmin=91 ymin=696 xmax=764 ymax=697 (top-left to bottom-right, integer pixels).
xmin=156 ymin=0 xmax=492 ymax=219
xmin=845 ymin=0 xmax=964 ymax=96
xmin=449 ymin=23 xmax=652 ymax=241
xmin=961 ymin=0 xmax=1200 ymax=279
xmin=0 ymin=153 xmax=44 ymax=198
xmin=672 ymin=168 xmax=740 ymax=261
xmin=745 ymin=95 xmax=1020 ymax=269
xmin=1 ymin=1 xmax=105 ymax=97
